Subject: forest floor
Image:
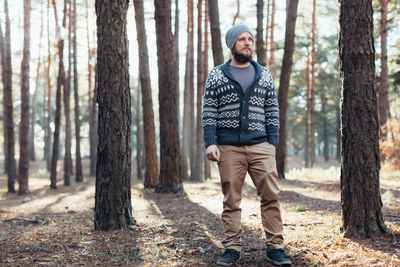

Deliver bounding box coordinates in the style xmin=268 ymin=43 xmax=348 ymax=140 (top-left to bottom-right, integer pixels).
xmin=0 ymin=157 xmax=400 ymax=266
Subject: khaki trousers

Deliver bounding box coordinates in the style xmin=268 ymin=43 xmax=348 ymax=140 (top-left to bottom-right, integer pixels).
xmin=217 ymin=142 xmax=284 ymax=252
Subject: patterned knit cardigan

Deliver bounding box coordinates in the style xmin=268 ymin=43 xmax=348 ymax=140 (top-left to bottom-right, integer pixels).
xmin=202 ymin=59 xmax=279 ymax=148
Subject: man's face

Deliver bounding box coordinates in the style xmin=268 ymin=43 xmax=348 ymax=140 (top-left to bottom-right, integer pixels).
xmin=232 ymin=31 xmax=253 ymax=63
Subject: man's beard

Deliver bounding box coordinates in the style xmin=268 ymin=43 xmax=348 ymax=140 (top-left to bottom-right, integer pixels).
xmin=233 ymin=50 xmax=252 ymax=63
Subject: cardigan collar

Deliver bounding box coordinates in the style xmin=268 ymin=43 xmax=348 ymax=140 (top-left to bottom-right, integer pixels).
xmin=220 ymin=58 xmax=263 ymax=83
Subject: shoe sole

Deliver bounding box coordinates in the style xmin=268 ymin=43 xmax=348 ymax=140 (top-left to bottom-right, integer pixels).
xmin=265 ymin=255 xmax=292 ymax=266
xmin=216 ymin=256 xmax=241 ymax=266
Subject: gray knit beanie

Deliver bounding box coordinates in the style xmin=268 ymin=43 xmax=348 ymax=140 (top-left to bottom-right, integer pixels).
xmin=225 ymin=24 xmax=253 ymax=51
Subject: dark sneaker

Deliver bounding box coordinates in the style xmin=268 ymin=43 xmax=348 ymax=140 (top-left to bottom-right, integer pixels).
xmin=265 ymin=248 xmax=292 ymax=266
xmin=216 ymin=248 xmax=241 ymax=266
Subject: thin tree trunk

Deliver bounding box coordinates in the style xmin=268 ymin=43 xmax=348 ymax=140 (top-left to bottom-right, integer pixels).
xmin=321 ymin=94 xmax=329 ymax=162
xmin=204 ymin=0 xmax=211 ymax=179
xmin=174 ymin=0 xmax=180 ymax=125
xmin=208 ymin=0 xmax=224 ymax=66
xmin=64 ymin=0 xmax=72 ymax=186
xmin=378 ymin=0 xmax=389 ymax=139
xmin=182 ymin=0 xmax=193 ymax=180
xmin=18 ymin=0 xmax=32 ymax=195
xmin=136 ymin=82 xmax=143 ymax=180
xmin=232 ymin=0 xmax=240 ymax=25
xmin=73 ymin=0 xmax=83 ymax=182
xmin=339 ymin=0 xmax=387 ymax=238
xmin=44 ymin=0 xmax=52 ymax=170
xmin=269 ymin=0 xmax=276 ymax=77
xmin=265 ymin=0 xmax=270 ymax=66
xmin=193 ymin=0 xmax=204 ymax=182
xmin=1 ymin=0 xmax=17 ymax=193
xmin=308 ymin=0 xmax=316 ymax=167
xmin=336 ymin=103 xmax=340 ymax=161
xmin=154 ymin=0 xmax=182 ymax=193
xmin=29 ymin=0 xmax=44 ymax=162
xmin=94 ymin=0 xmax=133 ymax=230
xmin=276 ymin=0 xmax=299 ymax=179
xmin=305 ymin=50 xmax=310 ymax=167
xmin=133 ymin=0 xmax=159 ymax=187
xmin=256 ymin=0 xmax=266 ymax=66
xmin=50 ymin=0 xmax=67 ymax=189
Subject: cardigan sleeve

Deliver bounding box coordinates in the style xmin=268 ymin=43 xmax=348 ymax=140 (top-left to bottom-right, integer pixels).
xmin=264 ymin=70 xmax=280 ymax=147
xmin=202 ymin=71 xmax=218 ymax=148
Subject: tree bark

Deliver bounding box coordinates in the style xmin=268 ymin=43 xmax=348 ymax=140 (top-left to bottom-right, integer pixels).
xmin=308 ymin=0 xmax=316 ymax=167
xmin=265 ymin=0 xmax=270 ymax=65
xmin=208 ymin=0 xmax=224 ymax=66
xmin=154 ymin=0 xmax=182 ymax=193
xmin=378 ymin=0 xmax=389 ymax=139
xmin=64 ymin=0 xmax=73 ymax=186
xmin=321 ymin=94 xmax=329 ymax=162
xmin=181 ymin=0 xmax=194 ymax=181
xmin=193 ymin=0 xmax=205 ymax=182
xmin=73 ymin=0 xmax=83 ymax=182
xmin=339 ymin=0 xmax=387 ymax=238
xmin=276 ymin=0 xmax=299 ymax=179
xmin=44 ymin=0 xmax=52 ymax=171
xmin=18 ymin=0 xmax=32 ymax=195
xmin=256 ymin=0 xmax=266 ymax=66
xmin=269 ymin=0 xmax=276 ymax=77
xmin=305 ymin=50 xmax=310 ymax=167
xmin=133 ymin=0 xmax=158 ymax=187
xmin=1 ymin=0 xmax=17 ymax=193
xmin=204 ymin=0 xmax=211 ymax=179
xmin=232 ymin=0 xmax=240 ymax=25
xmin=50 ymin=0 xmax=66 ymax=189
xmin=94 ymin=0 xmax=133 ymax=230
xmin=136 ymin=82 xmax=143 ymax=180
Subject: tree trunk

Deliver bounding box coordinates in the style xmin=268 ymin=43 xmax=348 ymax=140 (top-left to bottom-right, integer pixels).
xmin=208 ymin=0 xmax=224 ymax=66
xmin=193 ymin=0 xmax=204 ymax=182
xmin=321 ymin=94 xmax=329 ymax=162
xmin=232 ymin=0 xmax=240 ymax=25
xmin=378 ymin=0 xmax=389 ymax=139
xmin=256 ymin=0 xmax=266 ymax=66
xmin=50 ymin=0 xmax=67 ymax=189
xmin=64 ymin=0 xmax=72 ymax=186
xmin=94 ymin=0 xmax=133 ymax=230
xmin=90 ymin=61 xmax=98 ymax=177
xmin=133 ymin=0 xmax=158 ymax=187
xmin=154 ymin=0 xmax=182 ymax=193
xmin=1 ymin=0 xmax=17 ymax=193
xmin=44 ymin=0 xmax=52 ymax=171
xmin=336 ymin=103 xmax=340 ymax=161
xmin=18 ymin=0 xmax=32 ymax=195
xmin=265 ymin=0 xmax=270 ymax=66
xmin=276 ymin=0 xmax=299 ymax=179
xmin=29 ymin=0 xmax=43 ymax=162
xmin=305 ymin=50 xmax=310 ymax=168
xmin=136 ymin=82 xmax=143 ymax=180
xmin=308 ymin=0 xmax=316 ymax=167
xmin=181 ymin=0 xmax=194 ymax=181
xmin=339 ymin=0 xmax=387 ymax=238
xmin=204 ymin=0 xmax=211 ymax=180
xmin=73 ymin=0 xmax=83 ymax=182
xmin=269 ymin=0 xmax=276 ymax=77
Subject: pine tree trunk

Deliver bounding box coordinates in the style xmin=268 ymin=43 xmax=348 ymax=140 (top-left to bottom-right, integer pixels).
xmin=256 ymin=0 xmax=266 ymax=66
xmin=181 ymin=0 xmax=193 ymax=181
xmin=204 ymin=0 xmax=211 ymax=180
xmin=18 ymin=0 xmax=32 ymax=195
xmin=73 ymin=0 xmax=82 ymax=182
xmin=208 ymin=0 xmax=224 ymax=66
xmin=265 ymin=0 xmax=270 ymax=65
xmin=308 ymin=0 xmax=316 ymax=167
xmin=193 ymin=0 xmax=204 ymax=182
xmin=232 ymin=0 xmax=240 ymax=25
xmin=64 ymin=0 xmax=73 ymax=186
xmin=154 ymin=0 xmax=182 ymax=193
xmin=336 ymin=104 xmax=340 ymax=161
xmin=50 ymin=0 xmax=67 ymax=189
xmin=269 ymin=0 xmax=276 ymax=77
xmin=321 ymin=94 xmax=329 ymax=162
xmin=44 ymin=0 xmax=52 ymax=171
xmin=305 ymin=50 xmax=310 ymax=168
xmin=94 ymin=0 xmax=133 ymax=230
xmin=378 ymin=0 xmax=389 ymax=139
xmin=0 ymin=0 xmax=16 ymax=192
xmin=339 ymin=0 xmax=387 ymax=238
xmin=276 ymin=0 xmax=299 ymax=179
xmin=136 ymin=83 xmax=143 ymax=180
xmin=133 ymin=0 xmax=158 ymax=187
xmin=90 ymin=62 xmax=98 ymax=176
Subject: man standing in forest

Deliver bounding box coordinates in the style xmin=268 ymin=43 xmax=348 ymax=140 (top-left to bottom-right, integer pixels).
xmin=202 ymin=24 xmax=291 ymax=266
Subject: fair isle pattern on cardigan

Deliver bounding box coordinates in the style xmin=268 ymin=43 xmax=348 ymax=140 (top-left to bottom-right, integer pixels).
xmin=202 ymin=59 xmax=279 ymax=148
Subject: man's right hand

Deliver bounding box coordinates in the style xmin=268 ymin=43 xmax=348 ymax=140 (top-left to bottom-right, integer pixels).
xmin=206 ymin=145 xmax=220 ymax=162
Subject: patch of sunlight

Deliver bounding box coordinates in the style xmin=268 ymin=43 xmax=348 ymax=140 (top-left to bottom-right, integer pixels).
xmin=286 ymin=166 xmax=340 ymax=181
xmin=381 ymin=190 xmax=394 ymax=203
xmin=37 ymin=168 xmax=49 ymax=178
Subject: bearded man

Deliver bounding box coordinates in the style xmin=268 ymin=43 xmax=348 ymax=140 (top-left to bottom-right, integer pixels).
xmin=202 ymin=24 xmax=292 ymax=266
